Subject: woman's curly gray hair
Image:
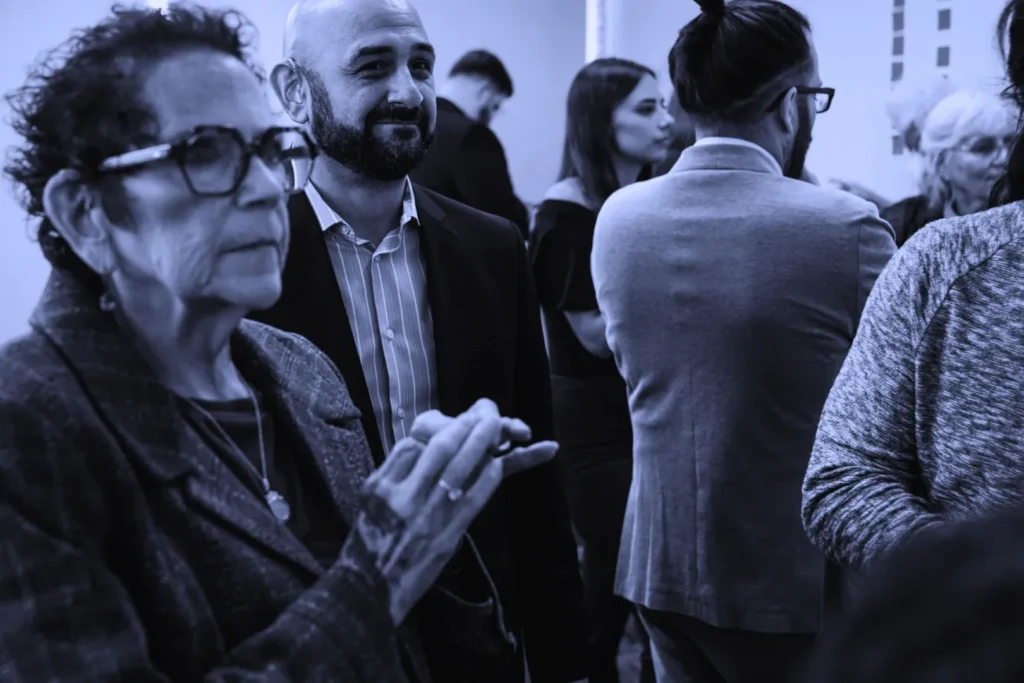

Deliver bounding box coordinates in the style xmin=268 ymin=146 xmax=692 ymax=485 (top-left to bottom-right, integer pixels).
xmin=3 ymin=3 xmax=263 ymax=289
xmin=885 ymin=77 xmax=958 ymax=153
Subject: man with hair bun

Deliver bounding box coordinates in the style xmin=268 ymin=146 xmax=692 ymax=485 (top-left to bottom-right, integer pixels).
xmin=591 ymin=1 xmax=896 ymax=680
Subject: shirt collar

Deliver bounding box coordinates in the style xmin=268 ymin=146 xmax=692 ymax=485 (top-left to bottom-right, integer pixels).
xmin=692 ymin=136 xmax=784 ymax=176
xmin=304 ymin=176 xmax=419 ymax=236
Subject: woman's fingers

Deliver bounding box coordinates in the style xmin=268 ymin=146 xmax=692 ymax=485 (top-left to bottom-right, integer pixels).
xmin=366 ymin=437 xmax=423 ymax=490
xmin=499 ymin=441 xmax=560 ymax=478
xmin=468 ymin=398 xmax=500 ymax=418
xmin=409 ymin=410 xmax=448 ymax=443
xmin=411 ymin=410 xmax=530 ymax=448
xmin=498 ymin=417 xmax=532 ymax=443
xmin=442 ymin=458 xmax=504 ymax=536
xmin=410 ymin=405 xmax=531 ymax=451
xmin=404 ymin=411 xmax=480 ymax=496
xmin=431 ymin=414 xmax=504 ymax=502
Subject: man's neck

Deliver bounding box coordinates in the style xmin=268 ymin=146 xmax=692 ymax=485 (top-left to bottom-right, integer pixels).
xmin=437 ymin=81 xmax=478 ymax=122
xmin=310 ymin=156 xmax=407 ymax=245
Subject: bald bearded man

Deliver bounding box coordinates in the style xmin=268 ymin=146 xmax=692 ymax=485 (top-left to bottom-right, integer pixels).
xmin=251 ymin=1 xmax=589 ymax=682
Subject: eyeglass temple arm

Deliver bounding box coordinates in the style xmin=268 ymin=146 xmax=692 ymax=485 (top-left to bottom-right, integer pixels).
xmin=99 ymin=143 xmax=173 ymax=172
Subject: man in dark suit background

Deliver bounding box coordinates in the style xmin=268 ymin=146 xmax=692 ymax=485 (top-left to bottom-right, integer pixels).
xmin=261 ymin=1 xmax=588 ymax=682
xmin=410 ymin=49 xmax=531 ymax=238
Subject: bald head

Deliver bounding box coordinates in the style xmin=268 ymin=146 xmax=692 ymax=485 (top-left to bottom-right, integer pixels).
xmin=284 ymin=0 xmax=425 ymax=65
xmin=272 ymin=0 xmax=437 ymax=182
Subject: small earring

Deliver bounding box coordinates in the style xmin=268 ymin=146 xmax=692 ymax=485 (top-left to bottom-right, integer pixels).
xmin=98 ymin=291 xmax=117 ymax=312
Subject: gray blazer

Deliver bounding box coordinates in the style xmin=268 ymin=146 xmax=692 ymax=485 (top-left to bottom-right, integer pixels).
xmin=591 ymin=142 xmax=896 ymax=633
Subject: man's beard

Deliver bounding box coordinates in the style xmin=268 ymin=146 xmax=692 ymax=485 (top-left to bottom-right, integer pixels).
xmin=477 ymin=105 xmax=493 ymax=126
xmin=785 ymin=103 xmax=812 ymax=179
xmin=307 ymin=72 xmax=434 ymax=181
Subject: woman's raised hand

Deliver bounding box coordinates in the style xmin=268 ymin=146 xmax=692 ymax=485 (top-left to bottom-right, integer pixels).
xmin=341 ymin=399 xmax=558 ymax=624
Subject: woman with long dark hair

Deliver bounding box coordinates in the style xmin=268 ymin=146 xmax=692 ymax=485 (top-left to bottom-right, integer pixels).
xmin=802 ymin=0 xmax=1024 ymax=595
xmin=528 ymin=57 xmax=673 ymax=683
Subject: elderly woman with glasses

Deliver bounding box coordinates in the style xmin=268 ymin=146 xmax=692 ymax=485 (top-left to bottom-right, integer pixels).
xmin=0 ymin=5 xmax=555 ymax=682
xmin=880 ymin=89 xmax=1016 ymax=246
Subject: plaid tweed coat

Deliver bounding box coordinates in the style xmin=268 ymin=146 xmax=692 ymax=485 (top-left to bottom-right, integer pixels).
xmin=0 ymin=269 xmax=415 ymax=682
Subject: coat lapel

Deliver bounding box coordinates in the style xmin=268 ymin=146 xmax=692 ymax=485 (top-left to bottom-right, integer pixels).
xmin=235 ymin=322 xmax=374 ymax=528
xmin=414 ymin=187 xmax=468 ymax=416
xmin=257 ymin=193 xmax=386 ymax=464
xmin=31 ymin=273 xmax=324 ymax=578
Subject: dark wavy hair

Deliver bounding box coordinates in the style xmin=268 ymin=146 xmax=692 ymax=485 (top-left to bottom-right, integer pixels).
xmin=669 ymin=0 xmax=813 ymax=124
xmin=990 ymin=0 xmax=1024 ymax=206
xmin=449 ymin=49 xmax=514 ymax=97
xmin=3 ymin=3 xmax=263 ymax=289
xmin=557 ymin=57 xmax=656 ymax=206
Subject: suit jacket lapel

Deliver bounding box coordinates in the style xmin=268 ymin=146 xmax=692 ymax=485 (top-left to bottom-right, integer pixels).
xmin=265 ymin=193 xmax=386 ymax=464
xmin=31 ymin=273 xmax=323 ymax=578
xmin=414 ymin=186 xmax=469 ymax=416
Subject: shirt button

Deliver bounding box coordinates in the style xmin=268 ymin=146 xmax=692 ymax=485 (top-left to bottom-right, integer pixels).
xmin=385 ymin=328 xmax=395 ymax=340
xmin=397 ymin=408 xmax=406 ymax=418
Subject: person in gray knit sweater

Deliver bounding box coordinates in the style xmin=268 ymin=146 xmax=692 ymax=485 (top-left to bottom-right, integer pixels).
xmin=801 ymin=0 xmax=1024 ymax=581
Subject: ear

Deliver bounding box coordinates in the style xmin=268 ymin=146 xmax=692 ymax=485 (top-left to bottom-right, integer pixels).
xmin=776 ymin=86 xmax=799 ymax=134
xmin=476 ymin=80 xmax=496 ymax=99
xmin=270 ymin=59 xmax=310 ymax=125
xmin=42 ymin=168 xmax=117 ymax=276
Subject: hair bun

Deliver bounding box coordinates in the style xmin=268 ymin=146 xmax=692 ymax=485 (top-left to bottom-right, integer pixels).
xmin=695 ymin=0 xmax=726 ymax=15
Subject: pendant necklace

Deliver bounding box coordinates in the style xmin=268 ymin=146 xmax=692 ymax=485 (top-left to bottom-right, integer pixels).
xmin=185 ymin=389 xmax=291 ymax=523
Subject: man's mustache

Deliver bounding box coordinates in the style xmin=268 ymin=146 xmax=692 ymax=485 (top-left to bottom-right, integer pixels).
xmin=368 ymin=105 xmax=427 ymax=124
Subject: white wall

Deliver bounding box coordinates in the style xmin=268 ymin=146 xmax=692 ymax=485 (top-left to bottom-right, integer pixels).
xmin=0 ymin=0 xmax=585 ymax=343
xmin=602 ymin=0 xmax=1010 ymax=201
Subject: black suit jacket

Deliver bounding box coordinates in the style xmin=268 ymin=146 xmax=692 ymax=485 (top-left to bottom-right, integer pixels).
xmin=880 ymin=194 xmax=943 ymax=247
xmin=410 ymin=98 xmax=530 ymax=239
xmin=250 ymin=185 xmax=588 ymax=682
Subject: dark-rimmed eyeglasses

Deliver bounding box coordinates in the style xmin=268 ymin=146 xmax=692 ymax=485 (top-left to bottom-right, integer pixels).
xmin=97 ymin=125 xmax=318 ymax=197
xmin=767 ymin=86 xmax=835 ymax=114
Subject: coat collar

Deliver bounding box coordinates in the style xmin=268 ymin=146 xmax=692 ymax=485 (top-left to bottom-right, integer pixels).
xmin=674 ymin=139 xmax=785 ymax=176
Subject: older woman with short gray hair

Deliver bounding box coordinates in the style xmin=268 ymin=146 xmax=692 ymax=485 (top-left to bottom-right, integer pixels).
xmin=882 ymin=89 xmax=1016 ymax=246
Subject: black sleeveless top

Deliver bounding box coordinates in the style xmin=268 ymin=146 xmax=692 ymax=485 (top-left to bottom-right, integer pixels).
xmin=528 ymin=199 xmax=619 ymax=378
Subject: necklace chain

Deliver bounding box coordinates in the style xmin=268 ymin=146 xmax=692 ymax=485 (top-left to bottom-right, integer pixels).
xmin=183 ymin=387 xmax=291 ymax=523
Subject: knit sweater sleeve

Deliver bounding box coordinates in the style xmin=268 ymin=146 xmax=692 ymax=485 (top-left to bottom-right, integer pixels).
xmin=801 ymin=240 xmax=944 ymax=571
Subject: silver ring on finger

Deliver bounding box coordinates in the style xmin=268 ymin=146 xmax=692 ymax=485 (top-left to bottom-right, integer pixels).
xmin=436 ymin=478 xmax=464 ymax=502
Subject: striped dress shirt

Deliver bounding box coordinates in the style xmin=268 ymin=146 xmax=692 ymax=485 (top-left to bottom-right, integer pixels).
xmin=305 ymin=179 xmax=439 ymax=454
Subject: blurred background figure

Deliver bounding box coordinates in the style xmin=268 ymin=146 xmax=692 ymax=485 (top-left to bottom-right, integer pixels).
xmin=881 ymin=89 xmax=1016 ymax=246
xmin=411 ymin=49 xmax=531 ymax=238
xmin=529 ymin=56 xmax=672 ymax=683
xmin=652 ymin=90 xmax=696 ymax=176
xmin=803 ymin=511 xmax=1024 ymax=683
